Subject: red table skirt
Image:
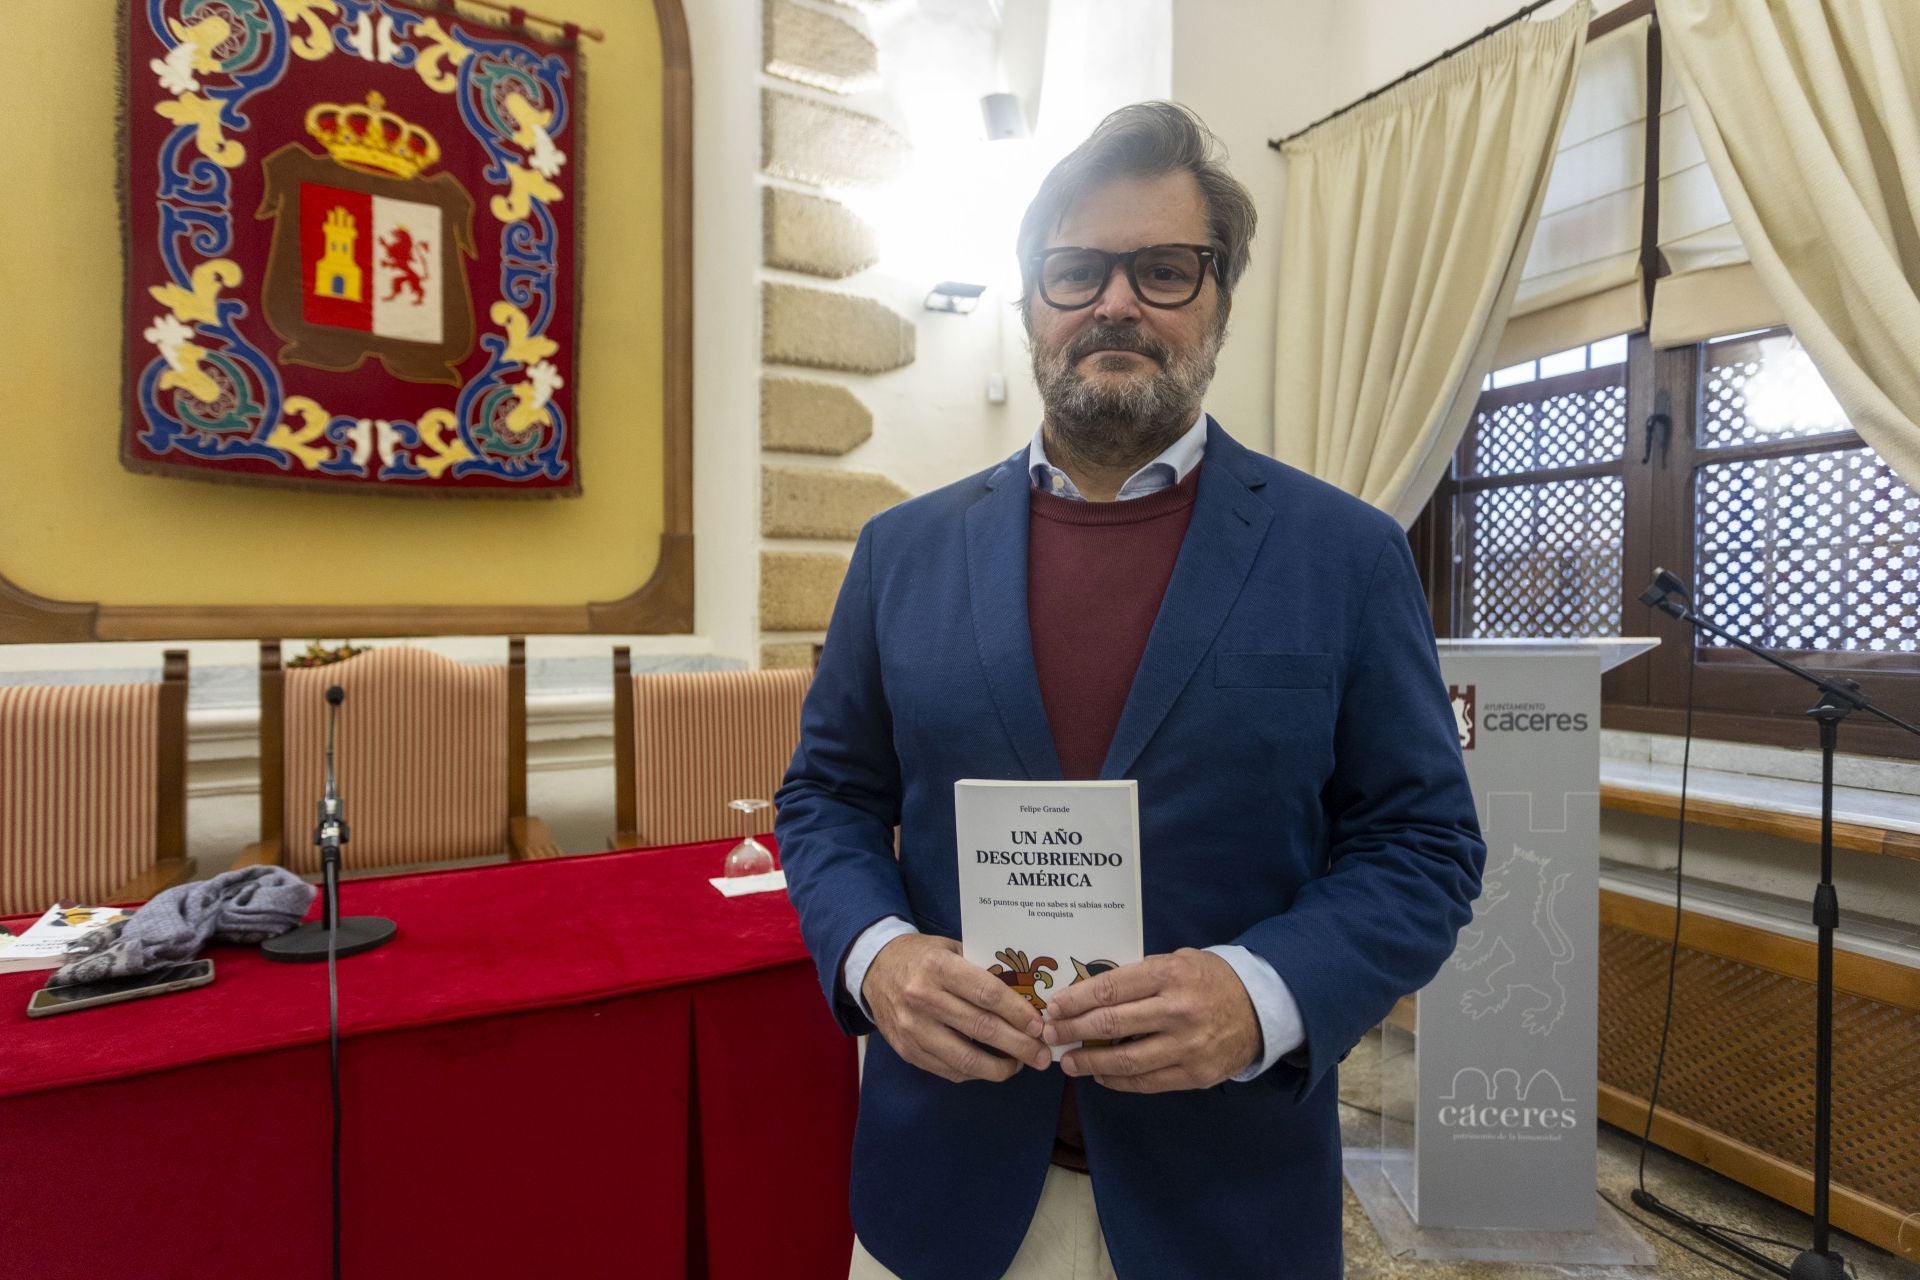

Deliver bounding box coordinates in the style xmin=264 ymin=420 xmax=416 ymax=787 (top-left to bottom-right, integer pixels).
xmin=0 ymin=842 xmax=857 ymax=1280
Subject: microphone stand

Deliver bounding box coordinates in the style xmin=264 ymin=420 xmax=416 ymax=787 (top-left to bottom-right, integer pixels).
xmin=263 ymin=685 xmax=398 ymax=962
xmin=1633 ymin=569 xmax=1920 ymax=1280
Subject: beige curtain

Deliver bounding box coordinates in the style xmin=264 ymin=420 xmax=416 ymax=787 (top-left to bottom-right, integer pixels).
xmin=1274 ymin=3 xmax=1589 ymax=527
xmin=1659 ymin=0 xmax=1920 ymax=486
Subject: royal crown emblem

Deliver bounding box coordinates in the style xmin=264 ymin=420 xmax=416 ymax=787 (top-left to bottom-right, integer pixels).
xmin=305 ymin=92 xmax=441 ymax=179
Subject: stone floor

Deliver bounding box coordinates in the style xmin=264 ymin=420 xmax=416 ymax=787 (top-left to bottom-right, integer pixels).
xmin=1337 ymin=1030 xmax=1920 ymax=1279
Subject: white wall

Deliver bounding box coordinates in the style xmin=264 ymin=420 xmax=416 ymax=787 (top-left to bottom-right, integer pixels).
xmin=1170 ymin=0 xmax=1342 ymax=454
xmin=689 ymin=0 xmax=768 ymax=666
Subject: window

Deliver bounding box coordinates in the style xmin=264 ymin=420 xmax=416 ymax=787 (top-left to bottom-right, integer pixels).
xmin=1415 ymin=327 xmax=1920 ymax=759
xmin=1447 ymin=339 xmax=1630 ymax=642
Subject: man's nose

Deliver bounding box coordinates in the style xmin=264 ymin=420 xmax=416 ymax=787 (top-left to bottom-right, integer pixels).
xmin=1091 ymin=261 xmax=1143 ymax=323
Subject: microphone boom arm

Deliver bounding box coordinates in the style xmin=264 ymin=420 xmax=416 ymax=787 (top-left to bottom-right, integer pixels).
xmin=1642 ymin=567 xmax=1920 ymax=737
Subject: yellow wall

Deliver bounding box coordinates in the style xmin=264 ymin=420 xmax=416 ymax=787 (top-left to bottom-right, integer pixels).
xmin=0 ymin=0 xmax=666 ymax=607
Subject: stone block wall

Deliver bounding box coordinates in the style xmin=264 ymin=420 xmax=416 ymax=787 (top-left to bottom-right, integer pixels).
xmin=755 ymin=0 xmax=917 ymax=671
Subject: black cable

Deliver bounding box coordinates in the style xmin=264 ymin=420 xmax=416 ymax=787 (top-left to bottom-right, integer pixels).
xmin=328 ymin=867 xmax=342 ymax=1280
xmin=1701 ymin=1223 xmax=1806 ymax=1253
xmin=1601 ymin=1192 xmax=1772 ymax=1280
xmin=1637 ymin=640 xmax=1696 ymax=1191
xmin=1627 ymin=633 xmax=1802 ymax=1275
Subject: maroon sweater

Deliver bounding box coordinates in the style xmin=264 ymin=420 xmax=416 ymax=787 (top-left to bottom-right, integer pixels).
xmin=1027 ymin=467 xmax=1202 ymax=779
xmin=1027 ymin=464 xmax=1201 ymax=1169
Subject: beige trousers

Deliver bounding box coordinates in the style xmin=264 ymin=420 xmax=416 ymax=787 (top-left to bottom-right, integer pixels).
xmin=848 ymin=1165 xmax=1118 ymax=1280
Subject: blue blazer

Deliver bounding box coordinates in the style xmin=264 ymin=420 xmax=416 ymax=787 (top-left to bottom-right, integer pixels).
xmin=777 ymin=420 xmax=1484 ymax=1280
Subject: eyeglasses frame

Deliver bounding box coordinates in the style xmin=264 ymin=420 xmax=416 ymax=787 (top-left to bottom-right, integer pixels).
xmin=1027 ymin=243 xmax=1226 ymax=311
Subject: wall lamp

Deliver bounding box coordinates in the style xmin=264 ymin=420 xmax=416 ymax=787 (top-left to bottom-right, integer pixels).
xmin=924 ymin=281 xmax=987 ymax=314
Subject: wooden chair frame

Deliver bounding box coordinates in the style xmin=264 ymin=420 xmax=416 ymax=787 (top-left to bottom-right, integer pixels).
xmin=611 ymin=646 xmax=639 ymax=849
xmin=608 ymin=648 xmax=819 ymax=851
xmin=236 ymin=638 xmax=558 ymax=870
xmin=105 ymin=648 xmax=196 ymax=902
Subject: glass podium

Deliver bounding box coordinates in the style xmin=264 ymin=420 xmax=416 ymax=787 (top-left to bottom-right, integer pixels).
xmin=1346 ymin=637 xmax=1659 ymax=1265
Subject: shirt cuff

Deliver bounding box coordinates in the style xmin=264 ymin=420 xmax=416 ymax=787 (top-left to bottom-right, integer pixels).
xmin=843 ymin=916 xmax=920 ymax=1021
xmin=1206 ymin=944 xmax=1305 ymax=1082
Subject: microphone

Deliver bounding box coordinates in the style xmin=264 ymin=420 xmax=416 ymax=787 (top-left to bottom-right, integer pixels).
xmin=262 ymin=682 xmax=397 ymax=962
xmin=1639 ymin=567 xmax=1689 ymax=618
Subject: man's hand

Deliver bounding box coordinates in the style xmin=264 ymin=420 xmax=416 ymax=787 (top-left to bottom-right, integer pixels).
xmin=863 ymin=933 xmax=1052 ymax=1083
xmin=1042 ymin=948 xmax=1261 ymax=1093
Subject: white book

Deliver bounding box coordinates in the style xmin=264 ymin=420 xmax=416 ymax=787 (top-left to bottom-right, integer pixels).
xmin=0 ymin=905 xmax=131 ymax=975
xmin=954 ymin=779 xmax=1143 ymax=1060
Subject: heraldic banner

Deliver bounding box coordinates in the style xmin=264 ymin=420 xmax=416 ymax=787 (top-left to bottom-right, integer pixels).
xmin=124 ymin=0 xmax=582 ymax=495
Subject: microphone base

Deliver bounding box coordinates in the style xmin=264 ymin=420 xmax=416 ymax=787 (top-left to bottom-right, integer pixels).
xmin=1789 ymin=1252 xmax=1848 ymax=1280
xmin=261 ymin=916 xmax=398 ymax=962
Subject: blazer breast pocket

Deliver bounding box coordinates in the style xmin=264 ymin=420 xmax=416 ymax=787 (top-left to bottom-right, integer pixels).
xmin=1214 ymin=652 xmax=1333 ymax=690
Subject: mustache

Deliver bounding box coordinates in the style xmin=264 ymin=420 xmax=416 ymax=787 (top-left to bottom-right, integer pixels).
xmin=1065 ymin=326 xmax=1168 ymax=365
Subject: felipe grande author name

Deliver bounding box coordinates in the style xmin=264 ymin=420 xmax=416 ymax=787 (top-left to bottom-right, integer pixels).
xmin=1017 ymin=804 xmax=1072 ymax=814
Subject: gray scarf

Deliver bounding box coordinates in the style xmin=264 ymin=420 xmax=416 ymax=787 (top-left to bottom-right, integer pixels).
xmin=48 ymin=866 xmax=316 ymax=987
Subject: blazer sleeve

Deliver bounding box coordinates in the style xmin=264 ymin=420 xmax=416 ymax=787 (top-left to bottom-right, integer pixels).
xmin=1231 ymin=526 xmax=1485 ymax=1100
xmin=775 ymin=521 xmax=914 ymax=1036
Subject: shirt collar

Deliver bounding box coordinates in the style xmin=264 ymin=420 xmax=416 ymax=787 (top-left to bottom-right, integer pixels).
xmin=1028 ymin=411 xmax=1208 ymax=502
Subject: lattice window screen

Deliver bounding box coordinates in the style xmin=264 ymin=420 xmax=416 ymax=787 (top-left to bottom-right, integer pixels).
xmin=1462 ymin=478 xmax=1625 ymax=639
xmin=1456 ymin=369 xmax=1628 ymax=641
xmin=1465 ymin=385 xmax=1628 ymax=478
xmin=1700 ymin=344 xmax=1850 ymax=448
xmin=1693 ymin=333 xmax=1920 ymax=656
xmin=1696 ymin=453 xmax=1920 ymax=655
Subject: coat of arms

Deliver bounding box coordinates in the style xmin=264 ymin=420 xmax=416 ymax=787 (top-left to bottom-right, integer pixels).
xmin=122 ymin=0 xmax=581 ymax=495
xmin=258 ymin=92 xmax=478 ymax=384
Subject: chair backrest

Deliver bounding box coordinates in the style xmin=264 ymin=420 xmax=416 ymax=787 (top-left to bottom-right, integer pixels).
xmin=614 ymin=660 xmax=812 ymax=847
xmin=272 ymin=643 xmax=517 ymax=874
xmin=0 ymin=652 xmax=187 ymax=915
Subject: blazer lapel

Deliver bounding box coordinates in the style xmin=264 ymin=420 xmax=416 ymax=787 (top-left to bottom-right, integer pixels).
xmin=965 ymin=452 xmax=1063 ymax=781
xmin=1101 ymin=420 xmax=1274 ymax=781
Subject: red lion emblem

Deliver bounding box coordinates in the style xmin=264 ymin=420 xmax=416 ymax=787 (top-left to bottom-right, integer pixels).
xmin=380 ymin=227 xmax=430 ymax=304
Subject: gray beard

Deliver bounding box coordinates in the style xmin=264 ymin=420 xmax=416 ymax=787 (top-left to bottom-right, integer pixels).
xmin=1031 ymin=321 xmax=1221 ymax=470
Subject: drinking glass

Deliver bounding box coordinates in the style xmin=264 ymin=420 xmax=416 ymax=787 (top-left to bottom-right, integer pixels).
xmin=723 ymin=798 xmax=774 ymax=877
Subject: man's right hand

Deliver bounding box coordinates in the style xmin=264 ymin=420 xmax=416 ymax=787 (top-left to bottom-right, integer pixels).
xmin=862 ymin=933 xmax=1052 ymax=1082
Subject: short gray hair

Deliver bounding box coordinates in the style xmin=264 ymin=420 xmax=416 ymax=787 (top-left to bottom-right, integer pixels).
xmin=1016 ymin=102 xmax=1257 ymax=304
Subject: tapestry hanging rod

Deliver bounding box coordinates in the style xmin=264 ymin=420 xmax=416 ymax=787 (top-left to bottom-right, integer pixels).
xmin=1268 ymin=0 xmax=1562 ymax=149
xmin=437 ymin=0 xmax=605 ymax=42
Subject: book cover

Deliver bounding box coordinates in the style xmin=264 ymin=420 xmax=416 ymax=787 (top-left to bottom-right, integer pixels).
xmin=955 ymin=779 xmax=1142 ymax=1059
xmin=0 ymin=905 xmax=132 ymax=975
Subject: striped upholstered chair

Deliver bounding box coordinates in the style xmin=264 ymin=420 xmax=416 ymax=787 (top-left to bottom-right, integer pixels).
xmin=609 ymin=651 xmax=812 ymax=850
xmin=234 ymin=639 xmax=560 ymax=875
xmin=0 ymin=652 xmax=192 ymax=915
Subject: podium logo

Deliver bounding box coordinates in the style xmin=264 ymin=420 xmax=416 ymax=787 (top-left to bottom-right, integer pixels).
xmin=1450 ymin=684 xmax=1476 ymax=750
xmin=1437 ymin=1067 xmax=1577 ymax=1136
xmin=1451 ymin=844 xmax=1574 ymax=1036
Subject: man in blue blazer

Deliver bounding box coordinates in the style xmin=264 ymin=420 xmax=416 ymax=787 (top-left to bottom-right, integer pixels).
xmin=777 ymin=103 xmax=1484 ymax=1280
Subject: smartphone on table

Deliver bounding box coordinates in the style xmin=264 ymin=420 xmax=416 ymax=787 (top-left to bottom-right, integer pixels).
xmin=26 ymin=960 xmax=215 ymax=1018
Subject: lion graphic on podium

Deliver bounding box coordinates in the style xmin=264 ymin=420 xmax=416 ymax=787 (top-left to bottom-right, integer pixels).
xmin=1451 ymin=844 xmax=1573 ymax=1036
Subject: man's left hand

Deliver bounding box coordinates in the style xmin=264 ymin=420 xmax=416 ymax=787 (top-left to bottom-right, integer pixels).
xmin=1042 ymin=948 xmax=1261 ymax=1092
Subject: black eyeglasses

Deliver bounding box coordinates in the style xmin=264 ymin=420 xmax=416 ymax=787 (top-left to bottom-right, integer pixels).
xmin=1029 ymin=243 xmax=1223 ymax=310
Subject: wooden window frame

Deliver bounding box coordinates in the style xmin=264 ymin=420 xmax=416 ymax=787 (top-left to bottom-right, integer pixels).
xmin=1416 ymin=331 xmax=1920 ymax=761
